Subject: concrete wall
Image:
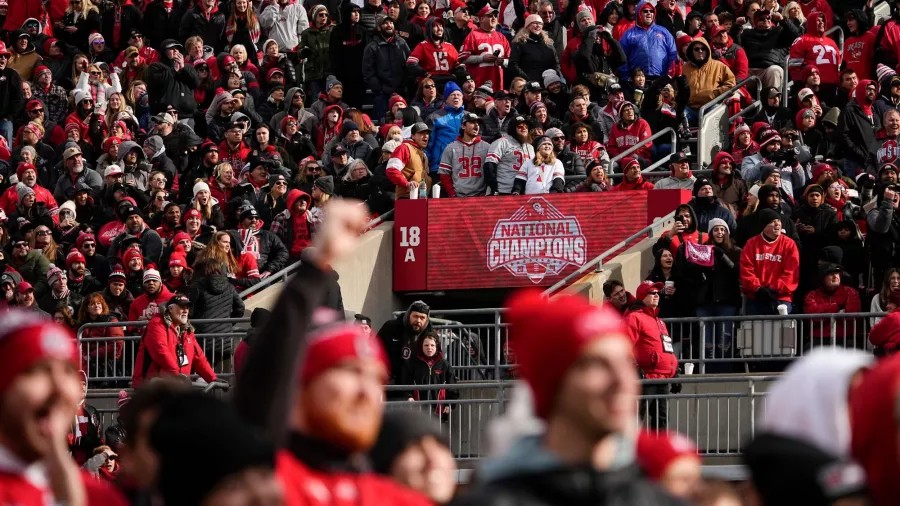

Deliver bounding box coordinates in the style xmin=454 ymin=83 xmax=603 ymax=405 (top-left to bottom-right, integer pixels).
xmin=243 ymin=222 xmax=402 ymax=330
xmin=561 ymin=235 xmax=664 ymax=305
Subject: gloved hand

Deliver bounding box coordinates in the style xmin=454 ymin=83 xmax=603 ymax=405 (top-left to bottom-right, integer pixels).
xmin=299 ymin=47 xmax=313 ymax=59
xmin=670 ymin=375 xmax=682 ymax=394
xmin=756 ymin=287 xmax=772 ymax=302
xmin=713 ymin=245 xmax=724 ymax=257
xmin=763 ymin=287 xmax=780 ymax=302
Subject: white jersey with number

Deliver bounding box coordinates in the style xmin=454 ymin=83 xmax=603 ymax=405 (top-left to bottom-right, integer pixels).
xmin=515 ymin=158 xmax=564 ymax=194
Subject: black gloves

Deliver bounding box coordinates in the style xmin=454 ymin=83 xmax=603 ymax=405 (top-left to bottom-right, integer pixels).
xmin=756 ymin=287 xmax=779 ymax=302
xmin=299 ymin=47 xmax=313 ymax=59
xmin=670 ymin=375 xmax=682 ymax=394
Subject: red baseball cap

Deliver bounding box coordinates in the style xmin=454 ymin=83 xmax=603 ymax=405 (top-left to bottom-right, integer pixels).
xmin=478 ymin=5 xmax=498 ymax=16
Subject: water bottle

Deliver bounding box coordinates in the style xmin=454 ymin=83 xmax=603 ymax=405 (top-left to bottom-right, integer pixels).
xmin=419 ymin=186 xmax=427 ymax=199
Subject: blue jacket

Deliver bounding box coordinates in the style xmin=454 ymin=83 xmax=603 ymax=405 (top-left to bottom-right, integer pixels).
xmin=426 ymin=104 xmax=465 ymax=172
xmin=618 ymin=3 xmax=678 ymax=78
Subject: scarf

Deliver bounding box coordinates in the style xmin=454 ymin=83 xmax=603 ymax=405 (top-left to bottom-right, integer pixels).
xmin=53 ymin=287 xmax=70 ymax=301
xmin=240 ymin=227 xmax=261 ymax=259
xmin=162 ymin=0 xmax=173 ymax=12
xmin=226 ymin=11 xmax=260 ymax=44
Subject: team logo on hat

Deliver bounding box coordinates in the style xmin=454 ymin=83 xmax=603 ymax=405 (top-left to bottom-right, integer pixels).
xmin=487 ymin=197 xmax=587 ymax=283
xmin=41 ymin=327 xmax=74 ymax=358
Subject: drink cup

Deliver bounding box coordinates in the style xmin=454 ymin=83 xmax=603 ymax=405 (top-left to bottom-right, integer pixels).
xmin=777 ymin=304 xmax=788 ymax=316
xmin=684 ymin=363 xmax=695 ymax=375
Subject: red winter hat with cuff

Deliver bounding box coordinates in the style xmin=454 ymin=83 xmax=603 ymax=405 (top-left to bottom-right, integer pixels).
xmin=300 ymin=310 xmax=389 ymax=385
xmin=506 ymin=290 xmax=630 ymax=419
xmin=636 ymin=280 xmax=664 ymax=302
xmin=0 ymin=312 xmax=78 ymax=395
xmin=636 ymin=430 xmax=700 ymax=479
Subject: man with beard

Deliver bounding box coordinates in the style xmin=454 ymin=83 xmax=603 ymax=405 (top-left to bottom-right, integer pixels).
xmin=260 ymin=0 xmax=309 ymax=55
xmin=459 ymin=6 xmax=511 ymax=88
xmin=233 ymin=201 xmax=431 ymax=506
xmin=683 ymin=38 xmax=735 ymax=122
xmin=53 ymin=146 xmax=103 ymax=203
xmin=439 ymin=112 xmax=490 ymax=197
xmin=64 ymin=249 xmax=102 ymax=298
xmin=377 ymin=300 xmax=434 ymax=394
xmin=485 ymin=115 xmax=534 ymax=195
xmin=387 ymin=122 xmax=432 ymax=199
xmin=453 ymin=290 xmax=683 ymax=505
xmin=710 ymin=25 xmax=748 ymax=81
xmin=385 ymin=0 xmax=423 ymax=54
xmin=120 ymin=45 xmax=149 ymax=92
xmin=363 ymin=14 xmax=412 ymax=123
xmin=0 ymin=41 xmax=23 ymax=146
xmin=547 ymin=127 xmax=585 ymax=192
xmin=109 ymin=204 xmax=163 ymax=265
xmin=0 ymin=313 xmax=127 ymax=504
xmin=147 ymin=40 xmax=198 ymax=120
xmin=840 ymin=79 xmax=882 ymax=177
xmin=408 ymin=18 xmax=460 ymax=90
xmin=619 ymin=1 xmax=677 ymax=80
xmin=206 ymin=89 xmax=238 ymax=144
xmin=876 ymin=74 xmax=900 ymax=120
xmin=218 ymin=122 xmax=253 ymax=169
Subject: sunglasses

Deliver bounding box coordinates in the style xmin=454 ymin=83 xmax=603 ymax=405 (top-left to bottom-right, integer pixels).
xmin=12 ymin=242 xmax=27 ymax=249
xmin=81 ymin=243 xmax=96 ymax=249
xmin=274 ymin=180 xmax=286 ymax=185
xmin=36 ymin=230 xmax=51 ymax=236
xmin=307 ymin=167 xmax=321 ymax=172
xmin=155 ymin=196 xmax=166 ymax=201
xmin=423 ymin=84 xmax=435 ymax=89
xmin=0 ymin=55 xmax=9 ymax=60
xmin=647 ymin=290 xmax=660 ymax=295
xmin=30 ymin=108 xmax=43 ymax=114
xmin=89 ymin=71 xmax=101 ymax=76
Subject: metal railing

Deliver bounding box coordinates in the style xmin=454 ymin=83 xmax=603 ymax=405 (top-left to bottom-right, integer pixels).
xmin=238 ymin=209 xmax=395 ymax=299
xmin=607 ymin=127 xmax=677 ymax=174
xmin=77 ymin=318 xmax=249 ymax=386
xmin=664 ymin=311 xmax=884 ymax=374
xmin=542 ymin=211 xmax=676 ymax=296
xmin=697 ymin=76 xmax=761 ymax=168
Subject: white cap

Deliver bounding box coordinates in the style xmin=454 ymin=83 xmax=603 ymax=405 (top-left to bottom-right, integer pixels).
xmin=104 ymin=164 xmax=123 ymax=177
xmin=193 ymin=181 xmax=210 ymax=197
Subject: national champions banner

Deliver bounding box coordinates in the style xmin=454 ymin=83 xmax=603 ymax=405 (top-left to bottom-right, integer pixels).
xmin=393 ymin=190 xmax=690 ymax=292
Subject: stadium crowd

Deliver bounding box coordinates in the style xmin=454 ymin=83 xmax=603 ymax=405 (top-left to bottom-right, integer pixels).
xmin=3 ymin=0 xmax=900 ymax=502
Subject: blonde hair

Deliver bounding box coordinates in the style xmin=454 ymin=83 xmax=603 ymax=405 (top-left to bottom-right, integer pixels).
xmin=386 ymin=125 xmax=403 ymax=142
xmin=194 ymin=231 xmax=238 ymax=275
xmin=214 ymin=162 xmax=234 ymax=181
xmin=105 ymin=92 xmax=128 ymax=131
xmin=533 ymin=148 xmax=557 ymax=166
xmin=783 ymin=1 xmax=804 ymax=23
xmin=512 ymin=26 xmax=554 ymax=45
xmin=193 ymin=193 xmax=215 ymax=220
xmin=68 ymin=0 xmax=99 ymax=19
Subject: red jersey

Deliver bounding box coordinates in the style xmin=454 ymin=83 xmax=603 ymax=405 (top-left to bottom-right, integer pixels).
xmin=798 ymin=0 xmax=834 ymax=30
xmin=804 ymin=286 xmax=861 ymax=339
xmin=460 ymin=28 xmax=511 ymax=88
xmin=739 ymin=232 xmax=800 ymax=302
xmin=218 ymin=140 xmax=252 ymax=168
xmin=845 ymin=29 xmax=878 ymax=81
xmin=277 ymin=451 xmax=432 ymax=506
xmin=407 ymin=40 xmax=460 ymax=79
xmin=571 ymin=140 xmax=604 ymax=167
xmin=607 ymin=119 xmax=652 ymax=161
xmin=789 ymin=28 xmax=841 ymax=85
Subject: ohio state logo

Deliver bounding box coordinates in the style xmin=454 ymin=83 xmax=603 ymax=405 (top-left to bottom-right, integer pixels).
xmin=486 ymin=197 xmax=587 ymax=283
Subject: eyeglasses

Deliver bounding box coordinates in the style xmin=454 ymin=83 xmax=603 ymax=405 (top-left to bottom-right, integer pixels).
xmin=36 ymin=230 xmax=51 ymax=236
xmin=316 ymin=12 xmax=328 ymax=16
xmin=12 ymin=242 xmax=27 ymax=249
xmin=89 ymin=71 xmax=101 ymax=76
xmin=423 ymin=84 xmax=435 ymax=89
xmin=274 ymin=180 xmax=286 ymax=185
xmin=81 ymin=243 xmax=96 ymax=249
xmin=692 ymin=47 xmax=707 ymax=52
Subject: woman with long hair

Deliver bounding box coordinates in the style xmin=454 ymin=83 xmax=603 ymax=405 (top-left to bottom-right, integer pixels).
xmin=53 ymin=305 xmax=79 ymax=330
xmin=30 ymin=225 xmax=65 ymax=267
xmin=77 ymin=292 xmax=125 ymax=383
xmin=292 ymin=156 xmax=321 ymax=194
xmin=103 ymin=92 xmax=131 ymax=132
xmin=510 ymin=15 xmax=560 ymax=84
xmin=75 ymin=63 xmax=121 ymax=115
xmin=411 ymin=78 xmax=443 ymax=120
xmin=226 ymin=0 xmax=262 ymax=67
xmin=512 ymin=136 xmax=565 ymax=194
xmin=58 ymin=0 xmax=102 ymax=52
xmin=872 ymin=268 xmax=900 ymax=325
xmin=194 ymin=231 xmax=260 ymax=288
xmin=209 ymin=162 xmax=236 ymax=217
xmin=124 ymin=80 xmax=146 ymax=110
xmin=191 ymin=182 xmax=226 ymax=230
xmin=575 ymin=161 xmax=611 ymax=192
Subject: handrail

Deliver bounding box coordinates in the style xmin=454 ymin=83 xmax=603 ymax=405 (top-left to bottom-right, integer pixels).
xmin=238 ymin=209 xmax=395 ymax=299
xmin=542 ymin=210 xmax=675 ymax=296
xmin=782 ymin=53 xmax=791 ymax=103
xmin=698 ymin=76 xmax=761 ymax=166
xmin=607 ymin=127 xmax=677 ymax=173
xmin=608 ymin=169 xmax=715 ymax=180
xmin=824 ymin=25 xmax=844 ymax=54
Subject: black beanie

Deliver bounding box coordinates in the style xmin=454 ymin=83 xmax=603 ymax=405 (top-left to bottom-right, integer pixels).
xmin=250 ymin=307 xmax=271 ymax=327
xmin=758 ymin=208 xmax=781 ymax=228
xmin=151 ymin=392 xmax=275 ymax=506
xmin=408 ymin=300 xmax=430 ymax=315
xmin=744 ymin=433 xmax=867 ymax=506
xmin=693 ymin=177 xmax=713 ymax=196
xmin=369 ymin=410 xmax=447 ymax=474
xmin=819 ymin=245 xmax=844 ymax=264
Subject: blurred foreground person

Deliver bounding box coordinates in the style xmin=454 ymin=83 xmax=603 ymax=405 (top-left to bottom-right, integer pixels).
xmin=761 ymin=348 xmax=871 ymax=457
xmin=151 ymin=391 xmax=283 ymax=506
xmin=234 ymin=200 xmax=431 ymax=506
xmin=0 ymin=312 xmax=126 ymax=505
xmin=451 ymin=291 xmax=684 ymax=505
xmin=371 ymin=411 xmax=458 ymax=504
xmin=635 ymin=431 xmax=702 ymax=500
xmin=851 ymin=353 xmax=900 ymax=506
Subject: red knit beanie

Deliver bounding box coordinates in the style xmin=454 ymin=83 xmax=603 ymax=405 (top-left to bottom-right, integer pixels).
xmin=16 ymin=162 xmax=36 ymax=180
xmin=505 ymin=290 xmax=630 ymax=419
xmin=66 ymin=248 xmax=86 ymax=269
xmin=300 ymin=314 xmax=388 ymax=385
xmin=636 ymin=430 xmax=700 ymax=480
xmin=0 ymin=312 xmax=78 ymax=395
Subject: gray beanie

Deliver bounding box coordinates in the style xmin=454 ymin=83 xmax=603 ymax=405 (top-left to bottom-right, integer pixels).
xmin=143 ymin=135 xmax=164 ymax=156
xmin=21 ymin=146 xmax=36 ymax=160
xmin=576 ymin=9 xmax=594 ymax=26
xmin=325 ymin=75 xmax=342 ymax=92
xmin=16 ymin=182 xmax=35 ymax=202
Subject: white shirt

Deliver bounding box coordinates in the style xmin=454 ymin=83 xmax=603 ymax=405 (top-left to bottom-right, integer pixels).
xmin=516 ymin=158 xmax=564 ymax=194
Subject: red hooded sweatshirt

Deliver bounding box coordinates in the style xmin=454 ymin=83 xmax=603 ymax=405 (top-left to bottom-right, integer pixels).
xmin=789 ymin=13 xmax=841 ymax=85
xmin=286 ymin=189 xmax=313 ymax=257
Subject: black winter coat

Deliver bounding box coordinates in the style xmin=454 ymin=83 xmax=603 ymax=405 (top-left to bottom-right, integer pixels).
xmin=146 ymin=53 xmax=200 ymax=117
xmin=361 ymin=34 xmax=411 ymax=96
xmin=556 ymin=147 xmax=585 ymax=192
xmin=0 ymin=68 xmax=23 ymax=121
xmin=142 ymin=1 xmax=186 ymax=50
xmin=186 ymin=274 xmax=245 ymax=358
xmin=179 ymin=4 xmax=228 ymax=53
xmin=509 ymin=33 xmax=560 ymax=84
xmin=100 ymin=3 xmax=142 ymax=51
xmin=226 ymin=228 xmax=290 ymax=275
xmin=58 ymin=10 xmax=102 ymax=53
xmin=839 ymin=99 xmax=882 ymax=165
xmin=655 ymin=6 xmax=684 ymax=37
xmin=451 ymin=460 xmax=687 ymax=506
xmin=737 ymin=24 xmax=802 ymax=69
xmin=376 ymin=308 xmax=435 ymax=387
xmin=401 ymin=349 xmax=458 ymax=405
xmin=329 ymin=8 xmax=369 ymax=96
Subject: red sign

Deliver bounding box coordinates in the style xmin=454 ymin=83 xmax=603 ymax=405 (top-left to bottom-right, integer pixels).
xmin=394 ymin=190 xmax=690 ymax=292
